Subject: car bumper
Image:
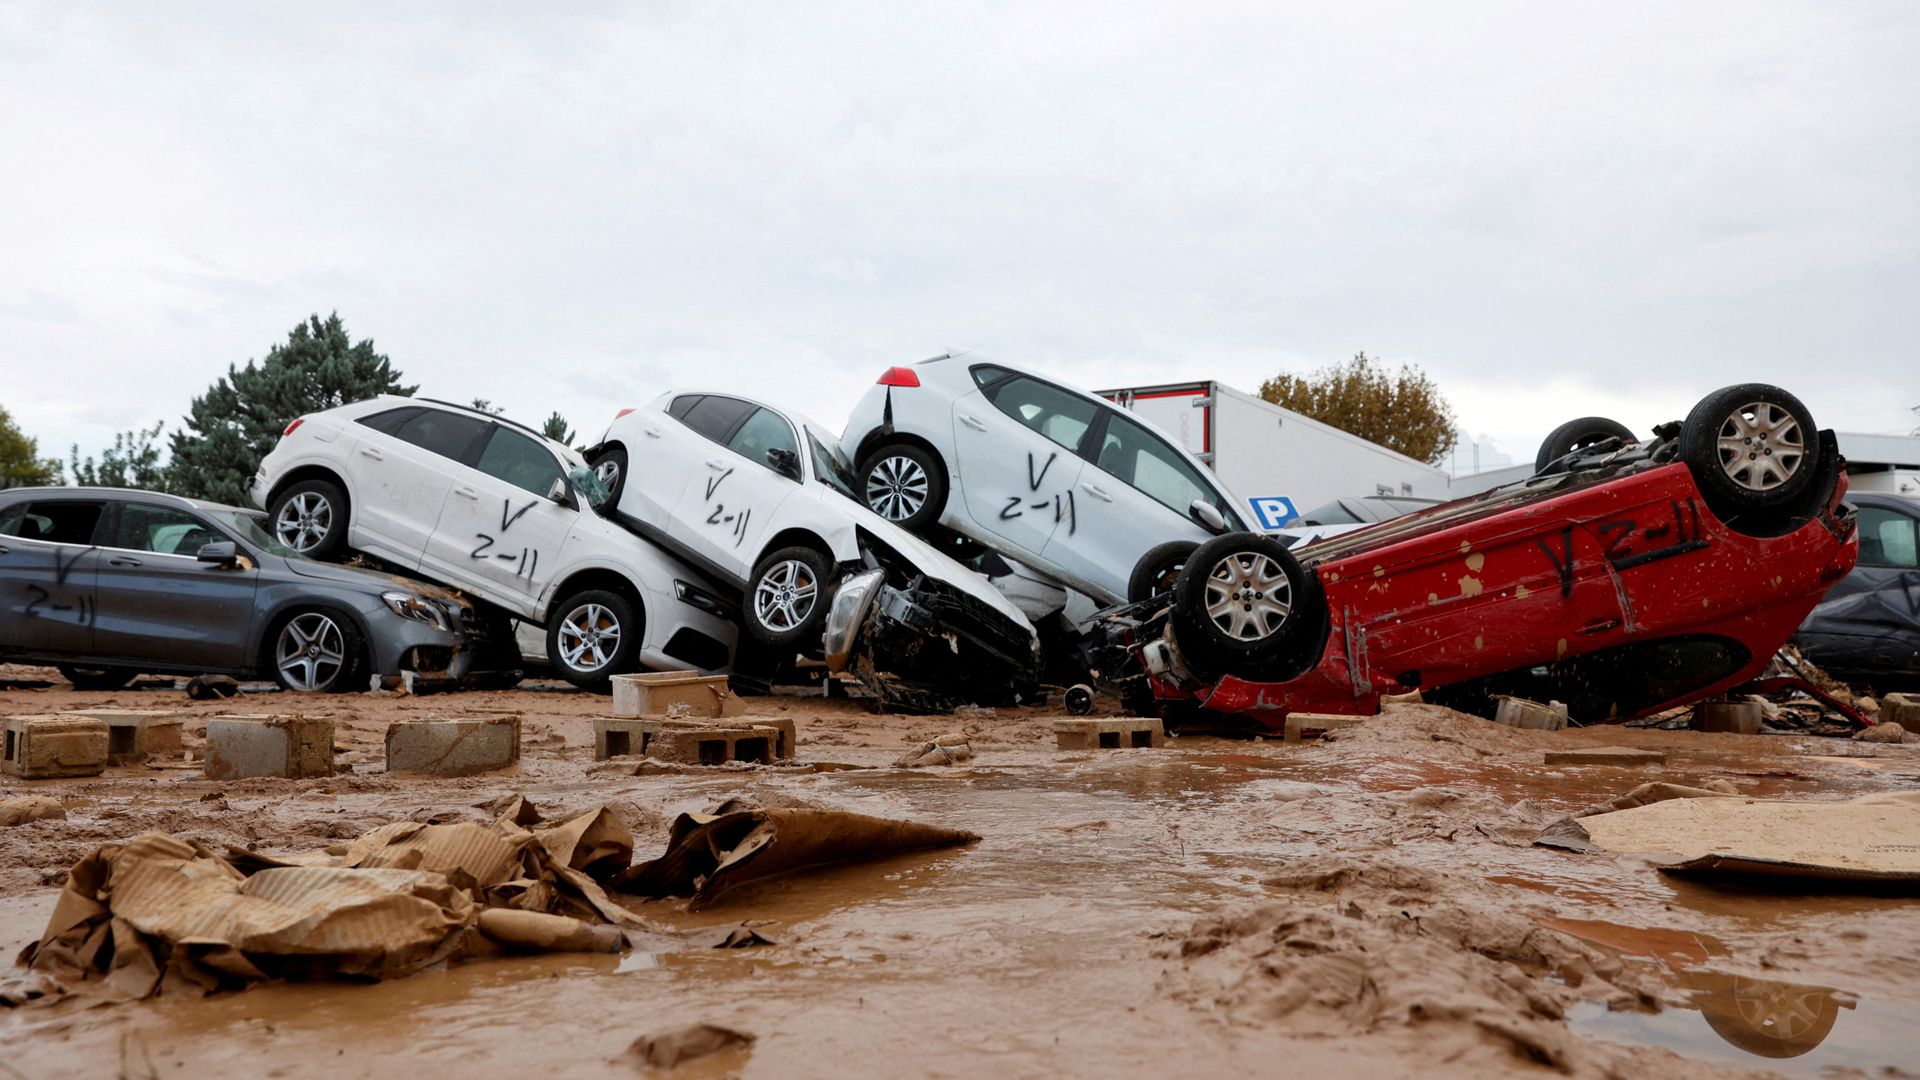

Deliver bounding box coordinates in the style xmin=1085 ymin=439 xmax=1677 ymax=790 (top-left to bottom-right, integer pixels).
xmin=360 ymin=607 xmax=475 ymax=686
xmin=845 ymin=576 xmax=1043 ymax=713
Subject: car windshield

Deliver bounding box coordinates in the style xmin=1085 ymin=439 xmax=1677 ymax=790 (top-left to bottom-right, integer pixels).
xmin=202 ymin=508 xmax=301 ymax=559
xmin=808 ymin=431 xmax=861 ymax=502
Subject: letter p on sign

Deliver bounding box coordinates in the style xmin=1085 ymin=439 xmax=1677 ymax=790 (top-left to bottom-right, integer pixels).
xmin=1248 ymin=496 xmax=1299 ymax=531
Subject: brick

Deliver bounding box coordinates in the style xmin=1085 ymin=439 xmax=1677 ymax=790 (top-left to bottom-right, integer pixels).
xmin=2 ymin=716 xmax=107 ymax=779
xmin=1543 ymin=748 xmax=1668 ymax=766
xmin=1282 ymin=712 xmax=1367 ymax=742
xmin=1691 ymin=701 xmax=1763 ymax=735
xmin=611 ymin=671 xmax=746 ymax=719
xmin=204 ymin=715 xmax=333 ymax=781
xmin=385 ymin=717 xmax=520 ymax=776
xmin=1052 ymin=717 xmax=1165 ymax=751
xmin=1883 ymin=692 xmax=1920 ymax=734
xmin=1494 ymin=696 xmax=1568 ymax=731
xmin=647 ymin=721 xmax=777 ymax=766
xmin=594 ymin=717 xmax=662 ymax=761
xmin=64 ymin=708 xmax=185 ymax=764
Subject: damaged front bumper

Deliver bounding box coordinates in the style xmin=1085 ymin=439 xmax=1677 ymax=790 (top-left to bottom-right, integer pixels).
xmin=833 ymin=574 xmax=1043 ymax=714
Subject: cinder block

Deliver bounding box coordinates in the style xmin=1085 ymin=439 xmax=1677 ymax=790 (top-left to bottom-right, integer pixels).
xmin=1543 ymin=747 xmax=1668 ymax=766
xmin=64 ymin=708 xmax=185 ymax=764
xmin=647 ymin=721 xmax=777 ymax=766
xmin=1691 ymin=701 xmax=1763 ymax=735
xmin=611 ymin=671 xmax=746 ymax=719
xmin=1494 ymin=696 xmax=1568 ymax=731
xmin=594 ymin=717 xmax=662 ymax=761
xmin=385 ymin=716 xmax=520 ymax=776
xmin=1883 ymin=692 xmax=1920 ymax=734
xmin=2 ymin=716 xmax=107 ymax=778
xmin=204 ymin=715 xmax=334 ymax=781
xmin=1283 ymin=712 xmax=1367 ymax=742
xmin=1052 ymin=717 xmax=1165 ymax=751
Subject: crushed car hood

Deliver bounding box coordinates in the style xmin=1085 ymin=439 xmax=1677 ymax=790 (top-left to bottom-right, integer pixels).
xmin=836 ymin=496 xmax=1038 ymax=643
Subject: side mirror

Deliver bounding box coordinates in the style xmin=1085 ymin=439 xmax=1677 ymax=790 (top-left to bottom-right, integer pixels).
xmin=1189 ymin=499 xmax=1227 ymax=534
xmin=767 ymin=448 xmax=801 ymax=480
xmin=197 ymin=541 xmax=239 ymax=566
xmin=546 ymin=477 xmax=570 ymax=504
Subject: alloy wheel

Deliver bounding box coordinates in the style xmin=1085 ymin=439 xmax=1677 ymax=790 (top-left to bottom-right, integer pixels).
xmin=557 ymin=603 xmax=621 ymax=672
xmin=594 ymin=458 xmax=621 ymax=490
xmin=1203 ymin=552 xmax=1293 ymax=641
xmin=275 ymin=492 xmax=333 ymax=552
xmin=1715 ymin=401 xmax=1805 ymax=493
xmin=866 ymin=455 xmax=929 ymax=521
xmin=754 ymin=560 xmax=819 ymax=632
xmin=276 ymin=612 xmax=346 ymax=691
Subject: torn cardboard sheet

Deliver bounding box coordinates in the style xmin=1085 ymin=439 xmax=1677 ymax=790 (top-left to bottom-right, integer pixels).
xmin=611 ymin=807 xmax=980 ymax=910
xmin=1539 ymin=791 xmax=1920 ymax=884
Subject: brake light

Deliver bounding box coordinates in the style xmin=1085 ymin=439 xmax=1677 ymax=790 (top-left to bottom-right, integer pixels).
xmin=615 ymin=408 xmax=635 ymax=420
xmin=877 ymin=366 xmax=920 ymax=388
xmin=283 ymin=418 xmax=304 ymax=436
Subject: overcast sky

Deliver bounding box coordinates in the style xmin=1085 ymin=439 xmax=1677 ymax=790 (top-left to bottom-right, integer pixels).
xmin=3 ymin=1 xmax=1916 ymax=478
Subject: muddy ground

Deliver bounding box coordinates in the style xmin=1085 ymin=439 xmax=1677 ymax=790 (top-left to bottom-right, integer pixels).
xmin=2 ymin=665 xmax=1917 ymax=1079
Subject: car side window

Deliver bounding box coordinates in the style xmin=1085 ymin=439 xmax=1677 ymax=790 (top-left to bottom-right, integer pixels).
xmin=1857 ymin=507 xmax=1919 ymax=568
xmin=115 ymin=504 xmax=223 ymax=556
xmin=727 ymin=408 xmax=800 ymax=473
xmin=356 ymin=406 xmax=421 ymax=435
xmin=1094 ymin=413 xmax=1218 ymax=518
xmin=389 ymin=409 xmax=492 ymax=462
xmin=0 ymin=501 xmax=104 ymax=545
xmin=668 ymin=395 xmax=704 ymax=421
xmin=985 ymin=377 xmax=1098 ymax=452
xmin=475 ymin=427 xmax=566 ymax=498
xmin=678 ymin=395 xmax=756 ymax=444
xmin=970 ymin=364 xmax=1014 ymax=389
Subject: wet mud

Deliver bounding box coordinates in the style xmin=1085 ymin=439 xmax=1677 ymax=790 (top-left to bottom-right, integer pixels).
xmin=3 ymin=672 xmax=1918 ymax=1077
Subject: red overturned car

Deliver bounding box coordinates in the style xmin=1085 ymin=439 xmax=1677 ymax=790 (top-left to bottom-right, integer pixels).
xmin=1091 ymin=383 xmax=1859 ymax=726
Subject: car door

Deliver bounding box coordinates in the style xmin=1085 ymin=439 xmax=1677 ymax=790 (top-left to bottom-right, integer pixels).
xmin=420 ymin=424 xmax=579 ymax=608
xmin=950 ymin=370 xmax=1090 ymax=562
xmin=668 ymin=403 xmax=802 ymax=580
xmin=343 ymin=405 xmax=492 ymax=565
xmin=0 ymin=498 xmax=104 ymax=656
xmin=1045 ymin=410 xmax=1215 ymax=601
xmin=616 ymin=394 xmax=735 ymax=530
xmin=91 ymin=501 xmax=259 ymax=670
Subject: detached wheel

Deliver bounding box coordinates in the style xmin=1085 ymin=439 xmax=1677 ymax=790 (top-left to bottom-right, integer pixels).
xmin=1170 ymin=533 xmax=1326 ymax=682
xmin=1128 ymin=540 xmax=1200 ymax=602
xmin=271 ymin=609 xmax=364 ymax=693
xmin=858 ymin=443 xmax=946 ymax=534
xmin=745 ymin=547 xmax=834 ymax=647
xmin=589 ymin=445 xmax=629 ymax=506
xmin=1681 ymin=384 xmax=1817 ymax=512
xmin=268 ymin=478 xmax=350 ymax=560
xmin=547 ymin=589 xmax=640 ymax=692
xmin=56 ymin=665 xmax=138 ymax=691
xmin=1535 ymin=417 xmax=1636 ymax=474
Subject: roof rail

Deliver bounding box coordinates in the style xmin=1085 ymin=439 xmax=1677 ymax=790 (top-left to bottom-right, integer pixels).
xmin=416 ymin=398 xmax=548 ymax=440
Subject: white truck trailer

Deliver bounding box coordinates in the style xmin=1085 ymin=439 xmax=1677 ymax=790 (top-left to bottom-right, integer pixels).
xmin=1097 ymin=379 xmax=1451 ymax=532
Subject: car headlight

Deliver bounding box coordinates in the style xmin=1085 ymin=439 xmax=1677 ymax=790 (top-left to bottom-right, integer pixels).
xmin=823 ymin=568 xmax=886 ymax=673
xmin=382 ymin=591 xmax=451 ymax=632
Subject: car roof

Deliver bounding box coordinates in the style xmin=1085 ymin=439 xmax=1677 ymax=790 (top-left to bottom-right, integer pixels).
xmin=0 ymin=486 xmax=247 ymax=514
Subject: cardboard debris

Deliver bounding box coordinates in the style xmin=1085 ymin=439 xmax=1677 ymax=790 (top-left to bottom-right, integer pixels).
xmin=894 ymin=733 xmax=973 ymax=767
xmin=1539 ymin=791 xmax=1920 ymax=885
xmin=627 ymin=1024 xmax=756 ymax=1069
xmin=0 ymin=795 xmax=67 ymax=827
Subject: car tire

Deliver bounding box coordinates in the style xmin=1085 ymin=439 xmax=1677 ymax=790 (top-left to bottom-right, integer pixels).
xmin=1534 ymin=417 xmax=1636 ymax=474
xmin=56 ymin=664 xmax=138 ymax=691
xmin=1169 ymin=533 xmax=1326 ymax=683
xmin=268 ymin=608 xmax=364 ymax=693
xmin=1680 ymin=383 xmax=1819 ymax=513
xmin=857 ymin=443 xmax=946 ymax=534
xmin=745 ymin=546 xmax=835 ymax=648
xmin=546 ymin=589 xmax=641 ymax=693
xmin=1128 ymin=540 xmax=1201 ymax=603
xmin=268 ymin=478 xmax=350 ymax=560
xmin=589 ymin=445 xmax=629 ymax=506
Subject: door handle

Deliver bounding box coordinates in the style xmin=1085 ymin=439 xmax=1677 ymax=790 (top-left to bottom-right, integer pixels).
xmin=1081 ymin=482 xmax=1114 ymax=502
xmin=643 ymin=427 xmax=663 ymax=439
xmin=109 ymin=556 xmax=142 ymax=567
xmin=0 ymin=544 xmax=9 ymax=555
xmin=706 ymin=459 xmax=729 ymax=470
xmin=454 ymin=486 xmax=479 ymax=500
xmin=958 ymin=414 xmax=989 ymax=432
xmin=359 ymin=447 xmax=384 ymax=460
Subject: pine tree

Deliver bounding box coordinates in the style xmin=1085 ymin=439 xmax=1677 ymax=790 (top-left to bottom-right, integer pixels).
xmin=541 ymin=412 xmax=574 ymax=446
xmin=168 ymin=314 xmax=416 ymax=503
xmin=0 ymin=405 xmax=61 ymax=490
xmin=71 ymin=421 xmax=169 ymax=490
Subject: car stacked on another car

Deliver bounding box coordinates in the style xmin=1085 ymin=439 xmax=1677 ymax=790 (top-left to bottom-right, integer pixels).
xmin=0 ymin=487 xmax=478 ymax=692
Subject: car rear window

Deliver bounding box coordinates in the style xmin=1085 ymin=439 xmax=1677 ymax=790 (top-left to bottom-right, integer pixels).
xmin=667 ymin=395 xmax=703 ymax=420
xmin=356 ymin=406 xmax=421 ymax=435
xmin=970 ymin=364 xmax=1014 ymax=389
xmin=678 ymin=396 xmax=756 ymax=444
xmin=1858 ymin=506 xmax=1919 ymax=568
xmin=0 ymin=500 xmax=105 ymax=545
xmin=388 ymin=409 xmax=492 ymax=462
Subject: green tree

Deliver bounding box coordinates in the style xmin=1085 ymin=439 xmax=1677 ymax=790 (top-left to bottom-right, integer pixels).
xmin=0 ymin=405 xmax=61 ymax=490
xmin=541 ymin=411 xmax=574 ymax=446
xmin=168 ymin=314 xmax=415 ymax=503
xmin=71 ymin=421 xmax=168 ymax=490
xmin=1257 ymin=351 xmax=1459 ymax=465
xmin=470 ymin=398 xmax=503 ymax=415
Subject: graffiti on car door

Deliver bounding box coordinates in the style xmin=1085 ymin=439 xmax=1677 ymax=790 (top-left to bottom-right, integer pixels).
xmin=469 ymin=497 xmax=541 ymax=580
xmin=699 ymin=468 xmax=752 ymax=547
xmin=21 ymin=545 xmax=96 ymax=626
xmin=997 ymin=450 xmax=1077 ymax=536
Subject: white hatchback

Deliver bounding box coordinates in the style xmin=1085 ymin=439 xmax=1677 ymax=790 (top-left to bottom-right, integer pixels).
xmin=840 ymin=353 xmax=1249 ymax=606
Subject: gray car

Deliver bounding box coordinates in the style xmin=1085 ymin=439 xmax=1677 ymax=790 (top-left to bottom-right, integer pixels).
xmin=0 ymin=487 xmax=479 ymax=692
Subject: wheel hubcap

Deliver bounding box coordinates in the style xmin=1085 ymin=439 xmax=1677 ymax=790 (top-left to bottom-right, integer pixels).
xmin=275 ymin=492 xmax=333 ymax=552
xmin=754 ymin=560 xmax=819 ymax=632
xmin=276 ymin=613 xmax=346 ymax=691
xmin=1203 ymin=552 xmax=1292 ymax=641
xmin=866 ymin=455 xmax=929 ymax=521
xmin=594 ymin=458 xmax=621 ymax=490
xmin=1715 ymin=401 xmax=1804 ymax=493
xmin=558 ymin=603 xmax=621 ymax=672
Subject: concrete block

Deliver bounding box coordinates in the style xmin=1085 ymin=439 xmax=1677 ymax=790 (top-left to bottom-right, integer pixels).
xmin=647 ymin=721 xmax=777 ymax=766
xmin=594 ymin=717 xmax=662 ymax=761
xmin=1283 ymin=712 xmax=1367 ymax=743
xmin=1543 ymin=748 xmax=1668 ymax=767
xmin=1494 ymin=696 xmax=1568 ymax=731
xmin=64 ymin=708 xmax=185 ymax=764
xmin=385 ymin=716 xmax=520 ymax=776
xmin=1052 ymin=717 xmax=1165 ymax=751
xmin=611 ymin=671 xmax=746 ymax=719
xmin=2 ymin=715 xmax=107 ymax=779
xmin=204 ymin=715 xmax=334 ymax=781
xmin=1882 ymin=692 xmax=1920 ymax=734
xmin=1691 ymin=701 xmax=1763 ymax=735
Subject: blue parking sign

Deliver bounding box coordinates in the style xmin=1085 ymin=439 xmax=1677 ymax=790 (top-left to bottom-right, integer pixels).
xmin=1248 ymin=496 xmax=1298 ymax=530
